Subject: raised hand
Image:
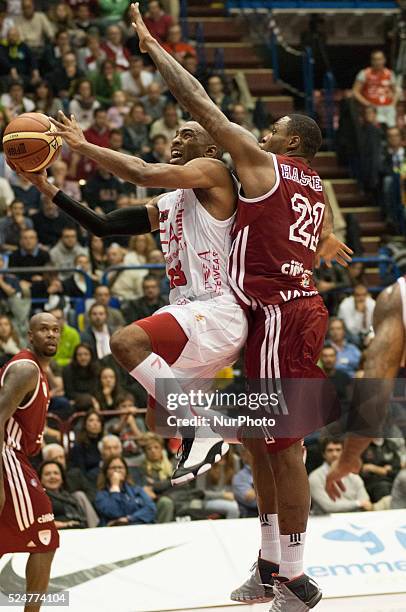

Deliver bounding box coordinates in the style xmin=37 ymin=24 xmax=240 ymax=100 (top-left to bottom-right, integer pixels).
xmin=315 ymin=233 xmax=353 ymax=268
xmin=131 ymin=2 xmax=154 ymax=53
xmin=48 ymin=111 xmax=86 ymax=150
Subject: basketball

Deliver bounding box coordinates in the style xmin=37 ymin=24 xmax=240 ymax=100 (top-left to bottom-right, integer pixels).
xmin=2 ymin=112 xmax=62 ymax=173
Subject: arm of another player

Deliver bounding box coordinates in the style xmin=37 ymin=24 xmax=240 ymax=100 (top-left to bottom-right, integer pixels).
xmin=315 ymin=192 xmax=353 ymax=268
xmin=0 ymin=362 xmax=39 ymax=514
xmin=50 ymin=112 xmax=232 ymax=191
xmin=130 ymin=3 xmax=273 ymax=198
xmin=17 ymin=170 xmax=160 ymax=235
xmin=326 ymin=284 xmax=404 ymax=500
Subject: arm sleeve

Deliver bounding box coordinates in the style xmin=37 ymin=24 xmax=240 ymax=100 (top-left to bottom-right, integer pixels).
xmin=52 ymin=191 xmax=151 ymax=237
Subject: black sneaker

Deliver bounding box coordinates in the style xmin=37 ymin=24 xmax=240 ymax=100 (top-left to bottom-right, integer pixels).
xmin=171 ymin=426 xmax=229 ymax=486
xmin=230 ymin=555 xmax=277 ymax=603
xmin=270 ymin=574 xmax=322 ymax=611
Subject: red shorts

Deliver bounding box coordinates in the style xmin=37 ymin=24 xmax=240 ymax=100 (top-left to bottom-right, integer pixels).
xmin=245 ymin=296 xmax=331 ymax=453
xmin=0 ymin=448 xmax=59 ymax=554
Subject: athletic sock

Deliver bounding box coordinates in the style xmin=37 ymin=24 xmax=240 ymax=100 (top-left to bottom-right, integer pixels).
xmin=259 ymin=513 xmax=281 ymax=565
xmin=279 ymin=532 xmax=306 ymax=579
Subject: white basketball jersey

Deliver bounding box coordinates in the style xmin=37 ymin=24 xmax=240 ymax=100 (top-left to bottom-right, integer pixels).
xmin=158 ymin=189 xmax=236 ymax=304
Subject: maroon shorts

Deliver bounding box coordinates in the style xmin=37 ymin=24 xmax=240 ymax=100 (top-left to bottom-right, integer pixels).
xmin=0 ymin=448 xmax=59 ymax=554
xmin=245 ymin=296 xmax=329 ymax=453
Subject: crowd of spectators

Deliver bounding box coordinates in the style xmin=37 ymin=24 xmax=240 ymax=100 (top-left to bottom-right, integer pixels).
xmin=0 ymin=1 xmax=405 ymax=528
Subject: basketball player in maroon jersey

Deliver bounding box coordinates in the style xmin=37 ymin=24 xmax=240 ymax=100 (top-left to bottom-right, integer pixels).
xmin=131 ymin=4 xmax=353 ymax=609
xmin=326 ymin=276 xmax=405 ymax=500
xmin=0 ymin=313 xmax=60 ymax=612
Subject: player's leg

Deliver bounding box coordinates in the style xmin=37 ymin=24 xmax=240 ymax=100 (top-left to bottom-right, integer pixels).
xmin=24 ymin=551 xmax=55 ymax=612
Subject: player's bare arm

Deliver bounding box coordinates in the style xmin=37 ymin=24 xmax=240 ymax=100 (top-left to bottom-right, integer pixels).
xmin=50 ymin=112 xmax=234 ymax=191
xmin=326 ymin=283 xmax=404 ymax=500
xmin=0 ymin=363 xmax=39 ymax=513
xmin=17 ymin=169 xmax=161 ymax=234
xmin=130 ymin=2 xmax=273 ymax=199
xmin=315 ymin=193 xmax=353 ymax=268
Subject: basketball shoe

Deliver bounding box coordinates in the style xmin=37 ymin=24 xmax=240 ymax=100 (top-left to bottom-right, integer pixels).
xmin=230 ymin=555 xmax=277 ymax=603
xmin=270 ymin=574 xmax=322 ymax=611
xmin=171 ymin=426 xmax=229 ymax=486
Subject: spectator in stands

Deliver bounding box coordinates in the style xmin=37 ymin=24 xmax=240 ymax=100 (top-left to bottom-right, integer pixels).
xmin=49 ymin=3 xmax=77 ymax=37
xmin=352 ymin=49 xmax=397 ymax=127
xmin=48 ymin=52 xmax=84 ymax=99
xmin=40 ymin=28 xmax=71 ymax=75
xmin=69 ymin=78 xmax=100 ymax=131
xmin=98 ymin=0 xmax=128 ymax=24
xmin=39 ymin=461 xmax=88 ymax=529
xmin=70 ymin=410 xmax=103 ymax=481
xmin=106 ymin=243 xmax=145 ymax=301
xmin=42 ymin=443 xmax=97 ymax=505
xmin=33 ymin=80 xmax=64 ymax=119
xmin=99 ymin=433 xmax=123 ymax=464
xmin=150 ymin=102 xmax=184 ymax=142
xmin=197 ymin=452 xmax=239 ymax=519
xmin=62 ymin=253 xmax=96 ymax=298
xmin=101 ymin=24 xmax=131 ymax=71
xmin=106 ymin=90 xmax=130 ymax=129
xmin=122 ymin=102 xmax=150 ymax=155
xmin=10 ymin=173 xmax=41 ymax=214
xmin=232 ymin=447 xmax=257 ymax=518
xmin=337 ymin=283 xmax=375 ymax=344
xmin=0 ymin=314 xmax=21 ymax=359
xmin=122 ymin=275 xmax=167 ymax=324
xmin=0 ymin=200 xmax=33 ymax=252
xmin=83 ymin=168 xmax=124 ymax=214
xmin=15 ymin=0 xmax=54 ymax=54
xmin=361 ymin=438 xmax=401 ymax=503
xmin=144 ymin=0 xmax=173 ymax=44
xmin=32 ymin=194 xmax=74 ymax=249
xmin=142 ymin=135 xmax=170 ymax=183
xmin=50 ymin=227 xmax=88 ymax=279
xmin=105 ymin=393 xmax=144 ymax=455
xmin=95 ymin=456 xmax=156 ymax=526
xmin=231 ymin=103 xmax=259 ymax=139
xmin=0 ymin=175 xmax=14 ymax=208
xmin=319 ymin=345 xmax=352 ymax=404
xmin=9 ymin=228 xmax=50 ymax=284
xmin=50 ymin=160 xmax=81 ymax=202
xmin=147 ymin=249 xmax=169 ymax=296
xmin=50 ymin=307 xmax=80 ymax=368
xmin=119 ymin=55 xmax=154 ymax=101
xmin=91 ymin=58 xmax=122 ymax=107
xmin=391 ymin=469 xmax=406 ymax=509
xmin=0 ymin=1 xmax=14 ymax=39
xmin=327 ymin=318 xmax=361 ymax=377
xmin=380 ymin=126 xmax=406 ymax=227
xmin=124 ymin=233 xmax=156 ymax=266
xmin=136 ymin=433 xmax=174 ymax=523
xmin=81 ymin=303 xmax=112 ymax=359
xmin=0 ymin=80 xmax=35 ymax=118
xmin=84 ymin=285 xmax=125 ymax=332
xmin=162 ymin=23 xmax=196 ymax=64
xmin=74 ymin=4 xmax=92 ymax=38
xmin=183 ymin=51 xmax=206 ymax=83
xmin=89 ymin=235 xmax=108 ymax=278
xmin=0 ymin=254 xmax=23 ymax=313
xmin=108 ymin=128 xmax=129 ymax=154
xmin=140 ymin=82 xmax=167 ymax=122
xmin=0 ymin=26 xmax=40 ymax=87
xmin=62 ymin=342 xmax=100 ymax=401
xmin=95 ymin=366 xmax=123 ymax=411
xmin=77 ymin=31 xmax=107 ymax=74
xmin=206 ymin=75 xmax=233 ymax=116
xmin=309 ymin=438 xmax=372 ymax=515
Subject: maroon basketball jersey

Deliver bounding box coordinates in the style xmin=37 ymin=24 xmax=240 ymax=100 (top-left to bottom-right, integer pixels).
xmin=0 ymin=349 xmax=50 ymax=456
xmin=228 ymin=153 xmax=325 ymax=308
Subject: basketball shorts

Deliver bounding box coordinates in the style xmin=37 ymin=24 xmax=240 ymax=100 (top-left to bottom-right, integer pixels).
xmin=244 ymin=296 xmax=335 ymax=453
xmin=0 ymin=447 xmax=59 ymax=554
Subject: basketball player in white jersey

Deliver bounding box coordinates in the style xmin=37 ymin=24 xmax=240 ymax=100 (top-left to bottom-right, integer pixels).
xmin=19 ymin=114 xmax=248 ymax=485
xmin=327 ymin=276 xmax=405 ymax=499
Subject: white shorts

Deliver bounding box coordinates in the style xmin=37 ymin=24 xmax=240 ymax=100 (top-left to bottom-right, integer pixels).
xmin=154 ymin=294 xmax=248 ymax=386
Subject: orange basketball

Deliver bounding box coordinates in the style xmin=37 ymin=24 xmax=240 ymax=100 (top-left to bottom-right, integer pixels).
xmin=2 ymin=112 xmax=62 ymax=172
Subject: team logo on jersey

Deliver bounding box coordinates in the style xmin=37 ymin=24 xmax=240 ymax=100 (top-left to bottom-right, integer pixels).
xmin=38 ymin=529 xmax=51 ymax=546
xmin=38 ymin=513 xmax=54 ymax=524
xmin=281 ymin=260 xmax=304 ymax=277
xmin=159 ymin=209 xmax=169 ymax=222
xmin=300 ymin=273 xmax=311 ymax=288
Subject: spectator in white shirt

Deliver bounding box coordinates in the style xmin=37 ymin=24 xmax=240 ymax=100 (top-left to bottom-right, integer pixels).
xmin=309 ymin=438 xmax=372 ymax=515
xmin=1 ymin=80 xmax=35 ymax=118
xmin=15 ymin=0 xmax=54 ymax=53
xmin=337 ymin=284 xmax=375 ymax=342
xmin=121 ymin=55 xmax=154 ymax=101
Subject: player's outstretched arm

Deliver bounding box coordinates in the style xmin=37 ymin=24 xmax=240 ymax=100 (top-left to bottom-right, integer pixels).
xmin=130 ymin=3 xmax=273 ymax=198
xmin=17 ymin=170 xmax=160 ymax=235
xmin=50 ymin=112 xmax=231 ymax=191
xmin=315 ymin=192 xmax=353 ymax=268
xmin=0 ymin=363 xmax=39 ymax=514
xmin=326 ymin=284 xmax=404 ymax=500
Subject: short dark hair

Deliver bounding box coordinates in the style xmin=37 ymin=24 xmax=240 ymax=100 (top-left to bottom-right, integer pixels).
xmin=143 ymin=275 xmax=159 ymax=286
xmin=320 ymin=437 xmax=343 ymax=454
xmin=39 ymin=460 xmax=67 ymax=489
xmin=285 ymin=113 xmax=322 ymax=159
xmin=321 ymin=344 xmax=336 ymax=354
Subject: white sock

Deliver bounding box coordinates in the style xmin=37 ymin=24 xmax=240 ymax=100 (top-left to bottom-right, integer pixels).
xmin=279 ymin=532 xmax=306 ymax=579
xmin=259 ymin=513 xmax=280 ymax=565
xmin=130 ymin=353 xmax=192 ymax=421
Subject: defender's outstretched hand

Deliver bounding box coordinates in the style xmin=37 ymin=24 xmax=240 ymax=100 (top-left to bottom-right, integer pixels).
xmin=48 ymin=111 xmax=86 ymax=150
xmin=315 ymin=233 xmax=353 ymax=268
xmin=131 ymin=2 xmax=155 ymax=53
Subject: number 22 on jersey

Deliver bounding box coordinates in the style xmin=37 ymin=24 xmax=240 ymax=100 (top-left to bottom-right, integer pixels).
xmin=289 ymin=193 xmax=325 ymax=252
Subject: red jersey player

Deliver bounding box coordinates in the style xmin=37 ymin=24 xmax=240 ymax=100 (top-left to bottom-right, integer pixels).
xmin=0 ymin=313 xmax=60 ymax=612
xmin=131 ymin=5 xmax=353 ymax=611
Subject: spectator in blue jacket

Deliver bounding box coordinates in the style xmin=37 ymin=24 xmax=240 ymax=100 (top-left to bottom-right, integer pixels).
xmin=95 ymin=456 xmax=156 ymax=527
xmin=327 ymin=317 xmax=361 ymax=377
